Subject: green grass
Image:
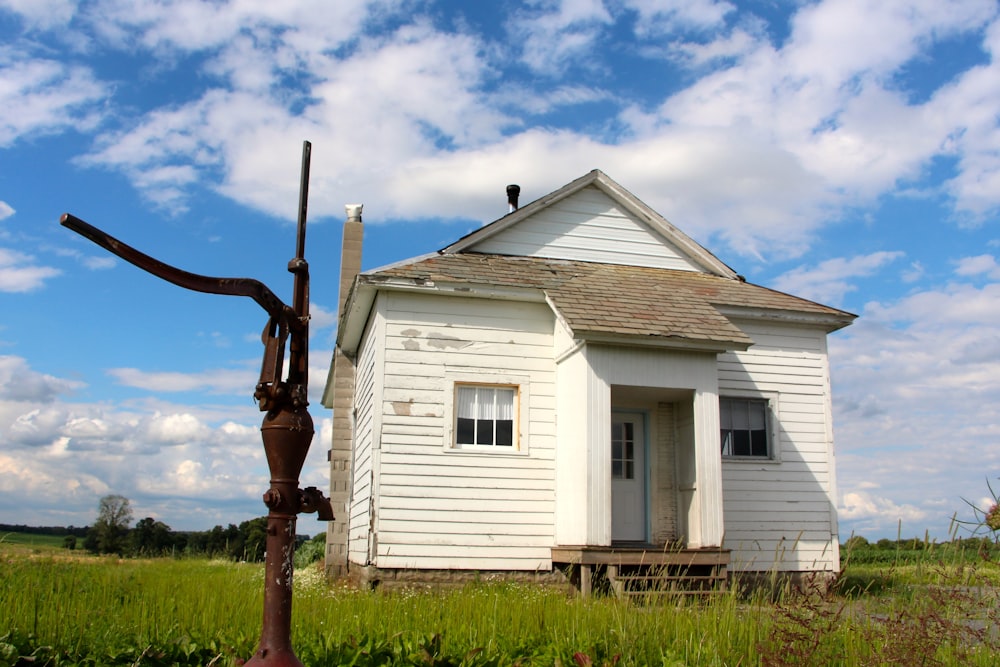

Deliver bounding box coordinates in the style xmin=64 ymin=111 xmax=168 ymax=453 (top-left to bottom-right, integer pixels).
xmin=0 ymin=545 xmax=997 ymax=666
xmin=0 ymin=532 xmax=68 ymax=550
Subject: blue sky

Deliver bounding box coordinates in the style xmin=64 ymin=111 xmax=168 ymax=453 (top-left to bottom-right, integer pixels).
xmin=1 ymin=0 xmax=999 ymax=541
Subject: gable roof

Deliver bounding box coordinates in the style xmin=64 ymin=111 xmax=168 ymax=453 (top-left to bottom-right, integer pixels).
xmin=334 ymin=170 xmax=856 ymax=359
xmin=442 ymin=170 xmax=738 ymax=278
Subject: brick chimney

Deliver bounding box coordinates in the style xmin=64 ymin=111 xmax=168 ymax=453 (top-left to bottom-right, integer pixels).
xmin=326 ymin=204 xmax=363 ymax=578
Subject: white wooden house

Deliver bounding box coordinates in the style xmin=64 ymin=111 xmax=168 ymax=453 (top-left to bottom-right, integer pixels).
xmin=323 ymin=170 xmax=854 ymax=592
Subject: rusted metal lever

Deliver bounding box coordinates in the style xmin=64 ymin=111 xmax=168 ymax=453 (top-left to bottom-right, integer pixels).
xmin=59 ymin=211 xmax=306 ymax=413
xmin=59 ymin=213 xmax=293 ymax=324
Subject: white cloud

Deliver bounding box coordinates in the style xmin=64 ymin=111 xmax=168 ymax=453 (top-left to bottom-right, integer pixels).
xmin=0 ymin=356 xmax=84 ymax=403
xmin=839 ymin=490 xmax=926 ymax=523
xmin=108 ymin=366 xmax=256 ymax=395
xmin=623 ymin=0 xmax=734 ymax=35
xmin=772 ymin=251 xmax=904 ymax=306
xmin=954 ymin=253 xmax=1000 ymax=279
xmin=0 ymin=0 xmax=76 ymax=30
xmin=0 ymin=248 xmax=61 ymax=292
xmin=0 ymin=48 xmax=106 ymax=147
xmin=831 ymin=273 xmax=1000 ymax=538
xmin=507 ymin=0 xmax=614 ymax=74
xmin=0 ymin=201 xmax=13 ymax=220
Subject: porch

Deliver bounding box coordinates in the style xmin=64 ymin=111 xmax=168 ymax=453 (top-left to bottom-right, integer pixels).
xmin=551 ymin=545 xmax=730 ymax=598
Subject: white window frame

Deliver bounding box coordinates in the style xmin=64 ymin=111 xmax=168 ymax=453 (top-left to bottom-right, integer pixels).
xmin=443 ymin=372 xmax=530 ymax=454
xmin=719 ymin=392 xmax=780 ymax=462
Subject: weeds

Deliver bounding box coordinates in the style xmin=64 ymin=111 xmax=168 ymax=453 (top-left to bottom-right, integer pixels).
xmin=1 ymin=540 xmax=998 ymax=666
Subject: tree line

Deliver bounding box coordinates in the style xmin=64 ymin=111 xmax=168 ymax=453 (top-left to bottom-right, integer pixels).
xmin=4 ymin=494 xmax=325 ymax=563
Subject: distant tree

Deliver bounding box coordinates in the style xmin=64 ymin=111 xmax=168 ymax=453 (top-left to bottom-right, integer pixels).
xmin=63 ymin=535 xmax=77 ymax=550
xmin=129 ymin=517 xmax=173 ymax=556
xmin=843 ymin=535 xmax=869 ymax=552
xmin=91 ymin=494 xmax=133 ymax=555
xmin=232 ymin=517 xmax=268 ymax=562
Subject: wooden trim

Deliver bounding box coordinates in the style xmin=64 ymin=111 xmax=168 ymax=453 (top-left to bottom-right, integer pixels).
xmin=551 ymin=545 xmax=729 ymax=567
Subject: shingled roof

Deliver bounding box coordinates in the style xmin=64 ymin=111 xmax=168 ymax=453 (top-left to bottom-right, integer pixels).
xmin=359 ymin=252 xmax=855 ymax=351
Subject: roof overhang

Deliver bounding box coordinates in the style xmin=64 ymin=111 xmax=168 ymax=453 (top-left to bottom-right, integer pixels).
xmin=714 ymin=304 xmax=857 ymax=333
xmin=572 ymin=332 xmax=751 ymax=354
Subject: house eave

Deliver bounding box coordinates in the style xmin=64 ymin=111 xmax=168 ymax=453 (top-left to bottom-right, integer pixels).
xmin=575 ymin=331 xmax=751 ymax=353
xmin=714 ymin=305 xmax=856 ymax=333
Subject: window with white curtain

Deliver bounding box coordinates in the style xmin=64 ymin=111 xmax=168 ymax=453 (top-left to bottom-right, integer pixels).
xmin=455 ymin=385 xmax=516 ymax=447
xmin=720 ymin=397 xmax=771 ymax=458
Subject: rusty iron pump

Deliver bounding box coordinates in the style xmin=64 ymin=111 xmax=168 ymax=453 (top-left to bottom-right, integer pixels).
xmin=61 ymin=141 xmax=332 ymax=667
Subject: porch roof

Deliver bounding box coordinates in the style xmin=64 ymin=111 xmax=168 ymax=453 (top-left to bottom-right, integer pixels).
xmin=356 ymin=252 xmax=855 ymax=350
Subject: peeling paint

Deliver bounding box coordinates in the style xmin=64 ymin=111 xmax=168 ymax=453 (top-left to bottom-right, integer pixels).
xmin=400 ymin=328 xmax=421 ymax=337
xmin=427 ymin=332 xmax=471 ymax=350
xmin=402 ymin=339 xmax=420 ymax=351
xmin=392 ymin=400 xmax=413 ymax=416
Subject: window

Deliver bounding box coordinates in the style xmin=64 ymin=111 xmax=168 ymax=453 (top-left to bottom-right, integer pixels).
xmin=611 ymin=420 xmax=635 ymax=479
xmin=455 ymin=385 xmax=516 ymax=447
xmin=720 ymin=397 xmax=771 ymax=458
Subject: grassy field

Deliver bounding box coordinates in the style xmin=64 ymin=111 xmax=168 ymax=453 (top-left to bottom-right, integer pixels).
xmin=0 ymin=538 xmax=997 ymax=666
xmin=0 ymin=532 xmax=68 ymax=549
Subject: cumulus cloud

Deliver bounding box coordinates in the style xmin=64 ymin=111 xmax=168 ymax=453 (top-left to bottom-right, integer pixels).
xmin=954 ymin=254 xmax=1000 ymax=279
xmin=0 ymin=356 xmax=83 ymax=403
xmin=831 ymin=270 xmax=1000 ymax=537
xmin=107 ymin=366 xmax=256 ymax=395
xmin=27 ymin=0 xmax=992 ymax=262
xmin=0 ymin=48 xmax=106 ymax=147
xmin=839 ymin=490 xmax=926 ymax=523
xmin=0 ymin=201 xmax=13 ymax=220
xmin=772 ymin=251 xmax=904 ymax=307
xmin=0 ymin=248 xmax=61 ymax=292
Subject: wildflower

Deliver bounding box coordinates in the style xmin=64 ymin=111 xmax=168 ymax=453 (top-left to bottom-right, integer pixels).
xmin=986 ymin=503 xmax=1000 ymax=532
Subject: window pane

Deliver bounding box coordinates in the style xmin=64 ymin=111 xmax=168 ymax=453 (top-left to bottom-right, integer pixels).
xmin=731 ymin=400 xmax=749 ymax=429
xmin=476 ymin=419 xmax=493 ymax=445
xmin=457 ymin=418 xmax=475 ymax=445
xmin=721 ymin=430 xmax=733 ymax=456
xmin=719 ymin=399 xmax=732 ymax=430
xmin=751 ymin=429 xmax=768 ymax=457
xmin=477 ymin=387 xmax=495 ymax=420
xmin=612 ymin=460 xmax=623 ymax=479
xmin=624 ymin=461 xmax=634 ymax=480
xmin=496 ymin=389 xmax=515 ymax=420
xmin=496 ymin=420 xmax=513 ymax=446
xmin=457 ymin=387 xmax=476 ymax=420
xmin=733 ymin=430 xmax=750 ymax=456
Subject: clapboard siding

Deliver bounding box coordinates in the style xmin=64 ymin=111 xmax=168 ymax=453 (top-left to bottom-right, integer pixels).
xmin=718 ymin=320 xmax=838 ymax=572
xmin=369 ymin=292 xmax=557 ymax=569
xmin=347 ymin=307 xmax=382 ymax=566
xmin=471 ymin=186 xmax=702 ymax=271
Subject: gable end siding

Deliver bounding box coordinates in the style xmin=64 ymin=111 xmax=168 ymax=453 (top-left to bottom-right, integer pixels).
xmin=470 ymin=186 xmax=703 ymax=271
xmin=718 ymin=320 xmax=839 ymax=572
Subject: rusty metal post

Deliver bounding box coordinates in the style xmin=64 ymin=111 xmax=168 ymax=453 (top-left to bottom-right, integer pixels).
xmin=60 ymin=140 xmax=331 ymax=667
xmin=244 ymin=141 xmax=328 ymax=667
xmin=247 ymin=406 xmax=314 ymax=667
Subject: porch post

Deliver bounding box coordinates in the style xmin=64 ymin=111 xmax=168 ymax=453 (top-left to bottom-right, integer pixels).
xmin=692 ymin=389 xmax=725 ymax=546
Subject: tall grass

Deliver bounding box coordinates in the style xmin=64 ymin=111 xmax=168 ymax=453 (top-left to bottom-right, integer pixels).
xmin=1 ymin=545 xmax=997 ymax=665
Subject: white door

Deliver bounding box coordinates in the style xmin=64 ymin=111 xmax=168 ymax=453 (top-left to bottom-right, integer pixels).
xmin=611 ymin=412 xmax=646 ymax=542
